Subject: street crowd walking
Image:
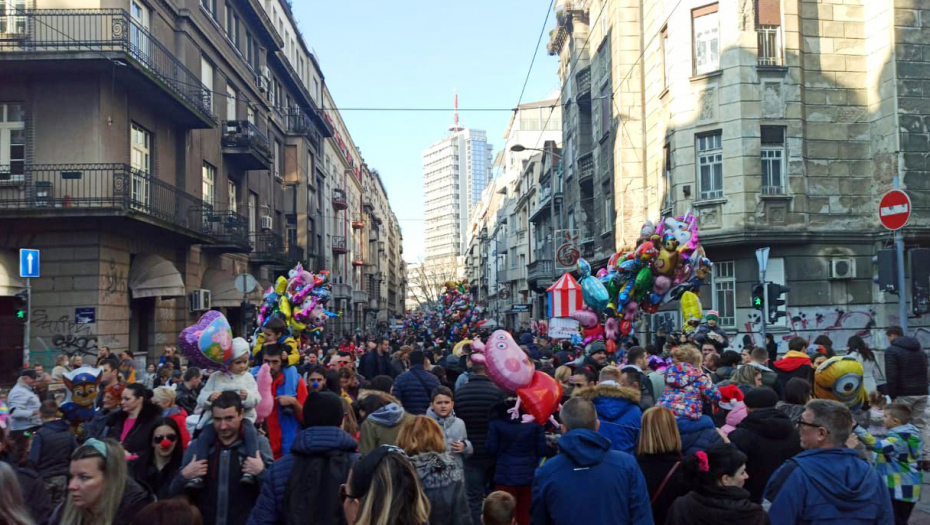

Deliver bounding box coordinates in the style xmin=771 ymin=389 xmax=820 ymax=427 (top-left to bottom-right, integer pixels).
xmin=1 ymin=320 xmax=927 ymax=525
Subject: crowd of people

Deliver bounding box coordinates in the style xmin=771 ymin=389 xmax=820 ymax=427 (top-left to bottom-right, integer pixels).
xmin=0 ymin=317 xmax=927 ymax=525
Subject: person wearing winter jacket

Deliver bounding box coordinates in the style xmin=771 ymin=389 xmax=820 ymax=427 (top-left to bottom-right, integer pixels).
xmin=677 ymin=413 xmax=724 ymax=455
xmin=718 ymin=385 xmax=747 ymax=436
xmin=247 ymin=392 xmax=359 ymax=525
xmin=397 ymin=416 xmax=472 ymax=525
xmin=572 ymin=367 xmax=642 ymax=454
xmin=28 ymin=400 xmax=78 ymax=508
xmin=8 ymin=369 xmax=42 ymax=433
xmin=530 ymin=397 xmax=652 ymax=525
xmin=665 ymin=443 xmax=770 ymax=525
xmin=151 ymin=387 xmax=191 ymax=449
xmin=727 ymin=387 xmax=802 ymax=503
xmin=486 ymin=399 xmax=547 ymax=525
xmin=694 ymin=310 xmax=729 ymax=350
xmin=772 ymin=337 xmax=815 ymax=395
xmin=658 ymin=345 xmax=721 ymax=421
xmin=884 ymin=325 xmax=929 ymax=465
xmin=427 ymin=386 xmax=473 ymax=471
xmin=392 ymin=350 xmax=441 ymax=415
xmin=852 ymin=402 xmax=922 ymax=525
xmin=454 ymin=361 xmax=505 ymax=525
xmin=763 ymin=399 xmax=893 ymax=525
xmin=358 ymin=393 xmax=414 ymax=454
xmin=105 ymin=383 xmax=164 ymax=457
xmin=636 ymin=407 xmax=690 ymax=525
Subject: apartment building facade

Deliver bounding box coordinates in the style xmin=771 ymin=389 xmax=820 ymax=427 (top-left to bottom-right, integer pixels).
xmin=547 ymin=0 xmax=930 ymax=345
xmin=0 ymin=0 xmax=400 ymax=373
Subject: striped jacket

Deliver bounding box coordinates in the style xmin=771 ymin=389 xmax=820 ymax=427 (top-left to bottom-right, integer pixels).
xmin=854 ymin=422 xmax=923 ymax=502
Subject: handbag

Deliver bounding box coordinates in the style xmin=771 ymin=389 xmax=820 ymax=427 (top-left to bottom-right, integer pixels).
xmin=651 ymin=461 xmax=681 ymax=506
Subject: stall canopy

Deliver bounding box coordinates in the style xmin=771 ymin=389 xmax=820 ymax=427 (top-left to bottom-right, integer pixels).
xmin=202 ymin=269 xmax=261 ymax=307
xmin=0 ymin=250 xmax=24 ymax=296
xmin=547 ymin=272 xmax=583 ymax=318
xmin=128 ymin=254 xmax=185 ymax=299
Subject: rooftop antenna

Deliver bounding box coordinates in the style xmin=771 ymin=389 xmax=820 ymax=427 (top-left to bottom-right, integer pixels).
xmin=449 ymin=90 xmax=463 ymax=132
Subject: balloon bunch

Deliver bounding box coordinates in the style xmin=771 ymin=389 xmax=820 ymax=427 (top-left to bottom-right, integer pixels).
xmin=439 ymin=279 xmax=486 ymax=342
xmin=559 ymin=211 xmax=713 ymax=347
xmin=257 ymin=263 xmax=334 ymax=338
xmin=471 ymin=330 xmax=563 ymax=426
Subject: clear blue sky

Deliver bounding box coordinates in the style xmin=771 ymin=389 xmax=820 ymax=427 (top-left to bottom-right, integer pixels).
xmin=295 ymin=1 xmax=560 ymax=262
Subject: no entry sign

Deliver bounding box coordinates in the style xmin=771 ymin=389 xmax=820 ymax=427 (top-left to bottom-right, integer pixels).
xmin=879 ymin=189 xmax=911 ymax=230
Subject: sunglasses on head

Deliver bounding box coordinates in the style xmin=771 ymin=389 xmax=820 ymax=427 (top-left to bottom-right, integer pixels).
xmin=153 ymin=434 xmax=178 ymax=443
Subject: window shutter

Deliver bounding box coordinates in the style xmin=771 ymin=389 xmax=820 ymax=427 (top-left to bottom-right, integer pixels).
xmin=758 ymin=0 xmax=781 ymax=26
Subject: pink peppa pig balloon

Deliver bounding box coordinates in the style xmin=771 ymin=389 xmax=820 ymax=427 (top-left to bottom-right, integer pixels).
xmin=470 ymin=330 xmax=535 ymax=392
xmin=178 ymin=310 xmax=233 ymax=371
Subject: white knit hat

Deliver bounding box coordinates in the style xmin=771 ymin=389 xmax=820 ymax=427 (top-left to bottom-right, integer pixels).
xmin=231 ymin=337 xmax=250 ymax=361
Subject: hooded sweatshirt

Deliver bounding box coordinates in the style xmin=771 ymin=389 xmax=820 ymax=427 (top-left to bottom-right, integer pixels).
xmin=772 ymin=351 xmax=815 ymax=393
xmin=884 ymin=336 xmax=929 ymax=397
xmin=531 ymin=429 xmax=653 ymax=525
xmin=763 ymin=448 xmax=893 ymax=525
xmin=572 ymin=383 xmax=642 ymax=454
xmin=358 ymin=403 xmax=413 ymax=454
xmin=409 ymin=452 xmax=471 ymax=525
xmin=728 ymin=407 xmax=802 ymax=502
xmin=658 ymin=362 xmax=721 ymax=420
xmin=665 ymin=485 xmax=770 ymax=525
xmin=853 ymin=422 xmax=923 ymax=502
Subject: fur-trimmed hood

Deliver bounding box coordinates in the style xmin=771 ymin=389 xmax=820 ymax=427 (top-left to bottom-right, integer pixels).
xmin=409 ymin=451 xmax=463 ymax=490
xmin=572 ymin=383 xmax=641 ymax=404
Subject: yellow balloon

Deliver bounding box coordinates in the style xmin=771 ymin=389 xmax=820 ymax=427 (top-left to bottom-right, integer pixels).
xmin=680 ymin=291 xmax=702 ymax=333
xmin=453 ymin=339 xmax=473 ymax=357
xmin=274 ymin=276 xmax=288 ymax=295
xmin=278 ymin=297 xmax=292 ymax=319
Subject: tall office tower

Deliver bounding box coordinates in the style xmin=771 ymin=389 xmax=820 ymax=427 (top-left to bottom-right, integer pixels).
xmin=423 ymin=123 xmax=493 ymax=263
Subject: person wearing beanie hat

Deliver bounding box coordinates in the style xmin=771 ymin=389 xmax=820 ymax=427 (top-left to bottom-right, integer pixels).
xmin=695 ymin=310 xmax=729 ymax=350
xmin=250 ymin=390 xmax=359 ymax=525
xmin=728 ymin=386 xmax=802 ymax=503
xmin=582 ymin=340 xmax=610 ymax=373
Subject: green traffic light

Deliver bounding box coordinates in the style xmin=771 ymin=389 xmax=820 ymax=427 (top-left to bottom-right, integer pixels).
xmin=16 ymin=310 xmax=25 ymax=319
xmin=753 ymin=297 xmax=762 ymax=306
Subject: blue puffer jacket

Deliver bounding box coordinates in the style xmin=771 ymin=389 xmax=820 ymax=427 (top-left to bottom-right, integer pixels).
xmin=677 ymin=415 xmax=722 ymax=455
xmin=571 ymin=382 xmax=642 ymax=455
xmin=531 ymin=429 xmax=653 ymax=525
xmin=392 ymin=365 xmax=441 ymax=415
xmin=247 ymin=426 xmax=359 ymax=525
xmin=763 ymin=448 xmax=893 ymax=525
xmin=486 ymin=401 xmax=548 ymax=486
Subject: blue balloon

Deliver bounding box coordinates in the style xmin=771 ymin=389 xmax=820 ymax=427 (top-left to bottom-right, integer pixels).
xmin=577 ymin=258 xmax=610 ymax=312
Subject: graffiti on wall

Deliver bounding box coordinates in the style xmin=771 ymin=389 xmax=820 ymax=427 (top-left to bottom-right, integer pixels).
xmin=102 ymin=259 xmax=127 ymax=302
xmin=32 ymin=308 xmax=98 ymax=358
xmin=741 ymin=307 xmax=877 ymax=349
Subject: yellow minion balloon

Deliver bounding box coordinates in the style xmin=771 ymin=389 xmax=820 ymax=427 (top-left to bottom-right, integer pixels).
xmin=813 ymin=356 xmax=868 ymax=409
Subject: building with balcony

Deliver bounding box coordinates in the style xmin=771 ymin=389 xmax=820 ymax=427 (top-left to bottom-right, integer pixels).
xmin=542 ymin=0 xmax=930 ymax=345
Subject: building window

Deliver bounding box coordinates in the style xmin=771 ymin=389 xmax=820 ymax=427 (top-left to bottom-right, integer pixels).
xmin=0 ymin=0 xmax=27 ymax=36
xmin=246 ymin=32 xmax=253 ymax=67
xmin=761 ymin=126 xmax=786 ymax=195
xmin=602 ymin=181 xmax=612 ymax=233
xmin=225 ymin=3 xmax=233 ymax=40
xmin=247 ymin=104 xmax=254 ymax=125
xmin=227 ymin=179 xmax=237 ymax=212
xmin=663 ymin=143 xmax=673 ymax=211
xmin=600 ymin=82 xmax=611 ymax=137
xmin=234 ymin=15 xmax=240 ymax=48
xmin=202 ymin=162 xmax=216 ymax=206
xmin=248 ymin=192 xmax=257 ymax=234
xmin=201 ymin=56 xmax=214 ymax=113
xmin=201 ymin=0 xmax=216 ymax=19
xmin=692 ymin=4 xmax=720 ymax=75
xmin=130 ymin=123 xmax=151 ymax=207
xmin=757 ymin=0 xmax=782 ymax=65
xmin=712 ymin=260 xmax=736 ymax=327
xmin=661 ymin=26 xmax=670 ymax=88
xmin=273 ymin=140 xmax=282 ymax=179
xmin=0 ymin=103 xmax=25 ymax=181
xmin=226 ymin=84 xmax=236 ymax=121
xmin=696 ymin=131 xmax=723 ymax=199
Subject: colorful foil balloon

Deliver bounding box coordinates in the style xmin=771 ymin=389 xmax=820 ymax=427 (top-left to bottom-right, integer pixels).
xmin=179 ymin=310 xmax=234 ymax=371
xmin=470 ymin=330 xmax=535 ymax=393
xmin=578 ymin=259 xmax=609 ymax=312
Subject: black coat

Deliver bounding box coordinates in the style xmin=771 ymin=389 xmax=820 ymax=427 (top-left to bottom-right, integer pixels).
xmin=486 ymin=401 xmax=547 ymax=486
xmin=885 ymin=336 xmax=929 ymax=397
xmin=728 ymin=408 xmax=803 ymax=503
xmin=51 ymin=478 xmax=153 ymax=525
xmin=637 ymin=453 xmax=689 ymax=525
xmin=665 ymin=485 xmax=770 ymax=525
xmin=129 ymin=455 xmax=181 ymax=500
xmin=105 ymin=402 xmax=163 ymax=457
xmin=358 ymin=350 xmax=395 ymax=380
xmin=454 ymin=375 xmax=504 ymax=458
xmin=5 ymin=459 xmax=52 ymax=525
xmin=29 ymin=419 xmax=77 ymax=478
xmin=175 ymin=382 xmax=199 ymax=415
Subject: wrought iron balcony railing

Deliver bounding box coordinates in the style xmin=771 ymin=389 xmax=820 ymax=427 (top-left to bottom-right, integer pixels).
xmin=0 ymin=163 xmax=208 ymax=236
xmin=0 ymin=9 xmax=215 ymax=124
xmin=332 ymin=235 xmax=347 ymax=254
xmin=249 ymin=232 xmax=287 ymax=264
xmin=222 ymin=120 xmax=272 ymax=169
xmin=200 ymin=206 xmax=250 ymax=251
xmin=332 ymin=188 xmax=347 ymax=210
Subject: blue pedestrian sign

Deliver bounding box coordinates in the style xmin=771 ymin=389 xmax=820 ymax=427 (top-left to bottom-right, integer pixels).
xmin=19 ymin=249 xmax=40 ymax=278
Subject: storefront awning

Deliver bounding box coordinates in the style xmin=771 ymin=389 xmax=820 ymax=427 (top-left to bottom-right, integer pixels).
xmin=202 ymin=269 xmax=262 ymax=307
xmin=129 ymin=254 xmax=185 ymax=299
xmin=0 ymin=250 xmax=25 ymax=296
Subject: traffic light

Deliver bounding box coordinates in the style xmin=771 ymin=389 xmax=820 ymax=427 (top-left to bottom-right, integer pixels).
xmin=873 ymin=248 xmax=898 ymax=294
xmin=13 ymin=290 xmax=27 ymax=321
xmin=767 ymin=283 xmax=790 ymax=324
xmin=751 ymin=283 xmax=765 ymax=311
xmin=242 ymin=303 xmax=257 ymax=331
xmin=910 ymin=248 xmax=930 ymax=316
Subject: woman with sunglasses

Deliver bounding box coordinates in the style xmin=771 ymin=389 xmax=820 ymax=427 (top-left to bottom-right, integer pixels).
xmin=128 ymin=418 xmax=184 ymax=499
xmin=341 ymin=445 xmax=431 ymax=525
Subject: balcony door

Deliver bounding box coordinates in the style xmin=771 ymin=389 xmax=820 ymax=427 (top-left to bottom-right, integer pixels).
xmin=130 ymin=1 xmax=151 ymax=63
xmin=130 ymin=123 xmax=151 ymax=209
xmin=0 ymin=0 xmax=26 ymax=37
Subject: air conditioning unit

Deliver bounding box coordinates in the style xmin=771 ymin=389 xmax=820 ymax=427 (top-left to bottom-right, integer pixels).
xmin=258 ymin=66 xmax=271 ymax=93
xmin=189 ymin=289 xmax=212 ymax=312
xmin=830 ymin=258 xmax=856 ymax=280
xmin=260 ymin=215 xmax=273 ymax=231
